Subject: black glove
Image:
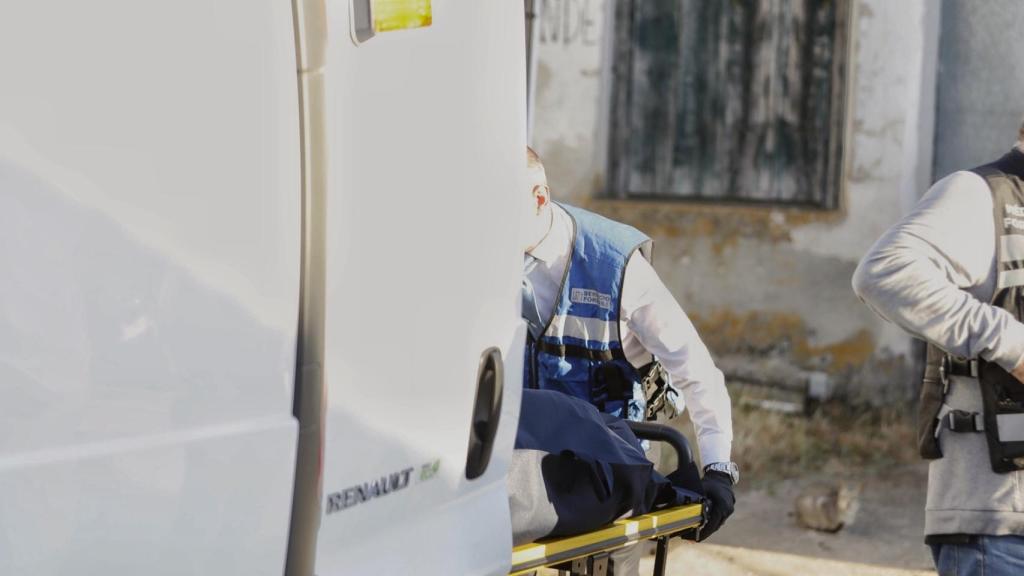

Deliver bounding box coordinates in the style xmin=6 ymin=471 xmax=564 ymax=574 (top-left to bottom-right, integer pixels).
xmin=697 ymin=470 xmax=735 ymax=541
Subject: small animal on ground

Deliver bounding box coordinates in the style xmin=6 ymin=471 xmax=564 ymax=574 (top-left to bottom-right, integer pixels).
xmin=794 ymin=481 xmax=862 ymax=533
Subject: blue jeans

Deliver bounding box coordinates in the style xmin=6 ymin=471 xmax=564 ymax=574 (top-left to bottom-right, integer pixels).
xmin=931 ymin=535 xmax=1024 ymax=575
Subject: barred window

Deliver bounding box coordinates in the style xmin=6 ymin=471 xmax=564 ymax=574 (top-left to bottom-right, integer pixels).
xmin=607 ymin=0 xmax=850 ymax=208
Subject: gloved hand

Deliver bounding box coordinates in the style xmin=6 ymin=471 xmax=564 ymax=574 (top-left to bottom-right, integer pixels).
xmin=697 ymin=470 xmax=735 ymax=541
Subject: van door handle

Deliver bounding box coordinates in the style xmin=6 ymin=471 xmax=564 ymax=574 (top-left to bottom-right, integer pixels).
xmin=350 ymin=0 xmax=376 ymax=44
xmin=465 ymin=347 xmax=504 ymax=480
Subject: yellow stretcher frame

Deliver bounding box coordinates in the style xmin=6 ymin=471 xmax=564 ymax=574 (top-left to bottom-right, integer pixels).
xmin=509 ymin=502 xmax=703 ymax=575
xmin=509 ymin=420 xmax=705 ymax=575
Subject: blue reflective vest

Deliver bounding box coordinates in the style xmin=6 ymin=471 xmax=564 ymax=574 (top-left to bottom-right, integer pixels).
xmin=524 ymin=203 xmax=653 ymax=421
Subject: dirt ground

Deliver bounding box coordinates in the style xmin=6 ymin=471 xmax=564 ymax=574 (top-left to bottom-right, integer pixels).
xmin=539 ymin=401 xmax=936 ymax=575
xmin=639 ymin=543 xmax=934 ymax=576
xmin=648 ymin=397 xmax=935 ymax=574
xmin=639 ymin=463 xmax=935 ymax=575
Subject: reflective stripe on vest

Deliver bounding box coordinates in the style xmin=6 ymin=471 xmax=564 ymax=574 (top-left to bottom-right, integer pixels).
xmin=998 ymin=227 xmax=1024 ymax=289
xmin=544 ymin=314 xmax=616 ymax=346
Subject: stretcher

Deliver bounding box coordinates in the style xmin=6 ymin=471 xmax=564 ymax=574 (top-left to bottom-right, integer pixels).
xmin=509 ymin=422 xmax=706 ymax=576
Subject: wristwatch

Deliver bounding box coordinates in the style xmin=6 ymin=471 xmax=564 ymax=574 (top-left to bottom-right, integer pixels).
xmin=703 ymin=462 xmax=740 ymax=485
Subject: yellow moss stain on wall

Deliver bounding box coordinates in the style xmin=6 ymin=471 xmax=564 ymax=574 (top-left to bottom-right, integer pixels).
xmin=690 ymin=309 xmax=875 ymax=373
xmin=586 ymin=199 xmax=844 ymax=255
xmin=693 ymin=309 xmax=806 ymax=353
xmin=819 ymin=330 xmax=875 ymax=371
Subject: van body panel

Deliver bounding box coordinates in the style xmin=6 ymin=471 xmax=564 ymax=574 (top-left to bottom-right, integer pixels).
xmin=0 ymin=1 xmax=301 ymax=574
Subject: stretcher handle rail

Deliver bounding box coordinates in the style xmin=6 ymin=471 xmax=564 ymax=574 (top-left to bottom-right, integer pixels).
xmin=625 ymin=421 xmax=706 ymax=545
xmin=624 ymin=421 xmax=694 ymax=470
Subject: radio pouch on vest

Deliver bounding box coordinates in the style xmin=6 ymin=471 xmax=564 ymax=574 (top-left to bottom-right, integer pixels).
xmin=977 ymin=360 xmax=1024 ymax=473
xmin=592 ymin=363 xmax=635 ymax=413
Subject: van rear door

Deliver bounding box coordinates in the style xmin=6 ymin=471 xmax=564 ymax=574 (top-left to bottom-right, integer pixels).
xmin=307 ymin=2 xmax=528 ymax=574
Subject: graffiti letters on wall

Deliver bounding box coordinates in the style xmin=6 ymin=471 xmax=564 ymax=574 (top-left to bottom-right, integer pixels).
xmin=539 ymin=0 xmax=600 ymax=46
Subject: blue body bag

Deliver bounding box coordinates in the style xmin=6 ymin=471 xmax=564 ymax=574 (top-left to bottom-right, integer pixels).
xmin=509 ymin=389 xmax=701 ymax=544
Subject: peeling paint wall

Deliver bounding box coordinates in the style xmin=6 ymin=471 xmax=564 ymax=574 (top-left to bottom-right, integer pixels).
xmin=531 ymin=0 xmax=942 ymax=403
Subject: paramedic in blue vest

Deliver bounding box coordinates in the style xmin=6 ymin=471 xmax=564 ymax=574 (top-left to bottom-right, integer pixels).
xmin=521 ymin=147 xmax=738 ymax=552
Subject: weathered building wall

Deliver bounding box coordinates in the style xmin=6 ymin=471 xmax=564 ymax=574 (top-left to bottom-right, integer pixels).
xmin=531 ymin=0 xmax=942 ymax=403
xmin=530 ymin=0 xmax=610 ymax=202
xmin=934 ymin=0 xmax=1024 ymax=178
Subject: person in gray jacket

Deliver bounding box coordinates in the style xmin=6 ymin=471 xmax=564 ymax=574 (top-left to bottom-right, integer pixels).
xmin=852 ymin=120 xmax=1024 ymax=574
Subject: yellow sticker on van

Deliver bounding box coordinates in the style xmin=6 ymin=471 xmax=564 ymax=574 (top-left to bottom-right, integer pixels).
xmin=374 ymin=0 xmax=432 ymax=32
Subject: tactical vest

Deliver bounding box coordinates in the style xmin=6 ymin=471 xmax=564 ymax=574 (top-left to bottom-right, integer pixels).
xmin=523 ymin=203 xmax=653 ymax=421
xmin=920 ymin=149 xmax=1024 ymax=473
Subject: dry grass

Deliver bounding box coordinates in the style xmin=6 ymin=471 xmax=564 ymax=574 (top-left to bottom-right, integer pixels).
xmin=664 ymin=393 xmax=919 ymax=486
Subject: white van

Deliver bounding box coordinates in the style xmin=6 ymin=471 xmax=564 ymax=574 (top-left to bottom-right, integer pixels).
xmin=0 ymin=1 xmax=527 ymax=574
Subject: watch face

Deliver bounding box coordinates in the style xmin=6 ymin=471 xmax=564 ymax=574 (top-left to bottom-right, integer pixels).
xmin=708 ymin=463 xmax=739 ymax=485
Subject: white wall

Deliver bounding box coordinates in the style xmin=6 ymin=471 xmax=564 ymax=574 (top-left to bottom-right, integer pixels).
xmin=531 ymin=0 xmax=610 ymax=205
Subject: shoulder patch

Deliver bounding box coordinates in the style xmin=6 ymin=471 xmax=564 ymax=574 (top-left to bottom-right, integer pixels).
xmin=571 ymin=288 xmax=613 ymax=310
